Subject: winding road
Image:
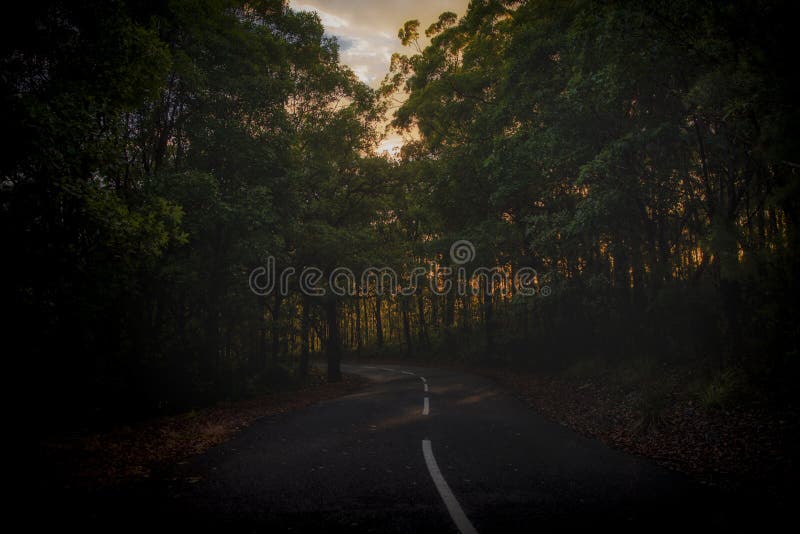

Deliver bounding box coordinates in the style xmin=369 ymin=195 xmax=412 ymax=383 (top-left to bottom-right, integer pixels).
xmin=52 ymin=364 xmax=751 ymax=531
xmin=166 ymin=364 xmax=732 ymax=532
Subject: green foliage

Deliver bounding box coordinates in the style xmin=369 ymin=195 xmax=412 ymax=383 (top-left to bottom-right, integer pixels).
xmin=384 ymin=0 xmax=800 ymax=394
xmin=700 ymin=369 xmax=749 ymax=410
xmin=1 ymin=0 xmax=386 ymax=424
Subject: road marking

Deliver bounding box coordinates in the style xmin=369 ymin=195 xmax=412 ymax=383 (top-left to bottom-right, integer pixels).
xmin=422 ymin=440 xmax=478 ymax=534
xmin=424 ymin=383 xmax=429 ymax=392
xmin=420 ymin=376 xmax=427 ymax=383
xmin=379 ymin=368 xmax=394 ymax=372
xmin=401 ymin=370 xmax=415 ymax=375
xmin=423 ymin=396 xmax=430 ymax=415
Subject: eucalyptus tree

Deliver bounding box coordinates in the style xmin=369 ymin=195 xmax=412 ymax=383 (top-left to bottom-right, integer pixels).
xmin=386 ymin=0 xmax=799 ymax=374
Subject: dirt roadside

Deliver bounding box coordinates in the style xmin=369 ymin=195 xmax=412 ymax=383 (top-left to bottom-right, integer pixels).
xmin=38 ymin=369 xmax=368 ymax=490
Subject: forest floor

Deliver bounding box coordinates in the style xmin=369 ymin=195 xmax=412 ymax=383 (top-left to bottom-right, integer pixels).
xmin=348 ymin=354 xmax=797 ymax=502
xmin=479 ymin=365 xmax=796 ymax=498
xmin=38 ymin=369 xmax=368 ymax=490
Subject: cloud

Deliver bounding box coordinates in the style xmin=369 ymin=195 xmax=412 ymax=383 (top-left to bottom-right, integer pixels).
xmin=290 ymin=0 xmax=468 ymax=86
xmin=292 ymin=3 xmax=349 ymax=29
xmin=289 ymin=1 xmax=468 ymax=150
xmin=335 ymin=36 xmax=355 ymax=50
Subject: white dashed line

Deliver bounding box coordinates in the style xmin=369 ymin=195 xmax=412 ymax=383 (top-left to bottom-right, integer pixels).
xmin=401 ymin=370 xmax=415 ymax=375
xmin=422 ymin=439 xmax=478 ymax=534
xmin=423 ymin=396 xmax=430 ymax=415
xmin=424 ymin=383 xmax=429 ymax=392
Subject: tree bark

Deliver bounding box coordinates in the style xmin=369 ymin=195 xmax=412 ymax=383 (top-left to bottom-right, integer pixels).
xmin=355 ymin=296 xmax=362 ymax=354
xmin=484 ymin=292 xmax=494 ymax=356
xmin=325 ymin=299 xmax=342 ymax=382
xmin=270 ymin=292 xmax=282 ymax=369
xmin=375 ymin=295 xmax=384 ymax=347
xmin=402 ymin=296 xmax=413 ymax=356
xmin=416 ymin=290 xmax=429 ymax=349
xmin=299 ymin=295 xmax=310 ymax=378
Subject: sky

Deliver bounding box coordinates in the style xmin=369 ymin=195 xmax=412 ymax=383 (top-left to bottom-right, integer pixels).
xmin=289 ymin=0 xmax=469 ymax=154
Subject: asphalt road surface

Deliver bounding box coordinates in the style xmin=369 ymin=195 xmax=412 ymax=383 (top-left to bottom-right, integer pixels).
xmin=46 ymin=364 xmax=766 ymax=532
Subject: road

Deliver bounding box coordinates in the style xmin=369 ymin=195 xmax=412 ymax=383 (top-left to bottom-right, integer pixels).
xmin=48 ymin=364 xmax=750 ymax=531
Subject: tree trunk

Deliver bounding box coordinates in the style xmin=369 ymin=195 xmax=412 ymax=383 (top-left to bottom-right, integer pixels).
xmin=355 ymin=296 xmax=362 ymax=354
xmin=299 ymin=296 xmax=310 ymax=378
xmin=270 ymin=292 xmax=282 ymax=369
xmin=325 ymin=299 xmax=342 ymax=382
xmin=416 ymin=290 xmax=429 ymax=349
xmin=461 ymin=293 xmax=471 ymax=331
xmin=444 ymin=280 xmax=456 ymax=347
xmin=431 ymin=293 xmax=439 ymax=331
xmin=375 ymin=295 xmax=384 ymax=347
xmin=484 ymin=292 xmax=494 ymax=356
xmin=402 ymin=296 xmax=413 ymax=356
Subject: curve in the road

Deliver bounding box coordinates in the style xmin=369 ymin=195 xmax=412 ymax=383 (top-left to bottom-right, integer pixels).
xmin=383 ymin=367 xmax=477 ymax=533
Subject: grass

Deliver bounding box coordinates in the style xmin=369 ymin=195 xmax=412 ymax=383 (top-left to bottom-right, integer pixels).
xmin=699 ymin=368 xmax=748 ymax=409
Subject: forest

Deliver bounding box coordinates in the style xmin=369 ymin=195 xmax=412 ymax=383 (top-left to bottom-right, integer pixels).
xmin=3 ymin=0 xmax=798 ymax=441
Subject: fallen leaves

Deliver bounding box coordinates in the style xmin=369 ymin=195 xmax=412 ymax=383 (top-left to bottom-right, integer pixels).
xmin=480 ymin=366 xmax=798 ymax=497
xmin=39 ymin=370 xmax=368 ymax=490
